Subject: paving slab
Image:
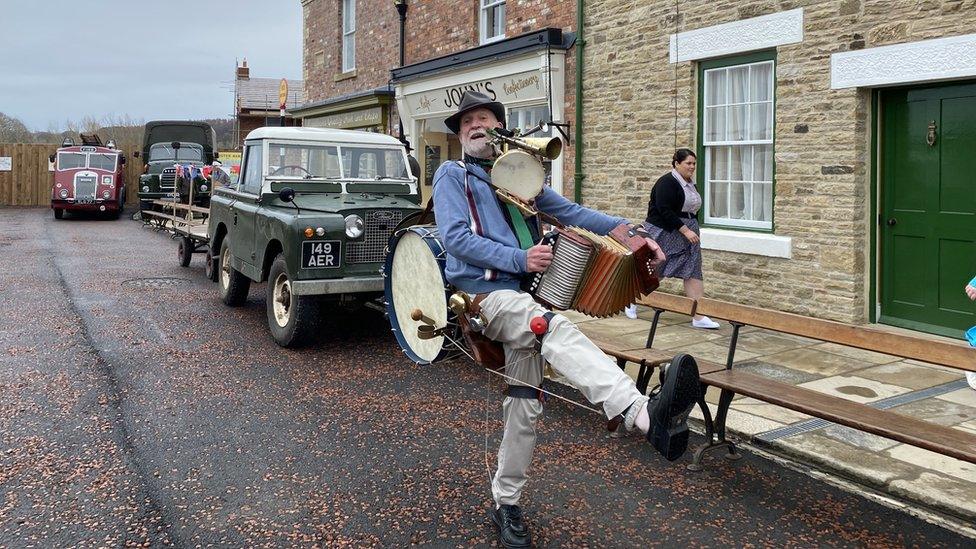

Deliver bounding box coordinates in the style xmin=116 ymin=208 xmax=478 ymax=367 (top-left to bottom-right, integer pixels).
xmin=886 ymin=445 xmax=976 ymax=484
xmin=761 ymin=347 xmax=870 ymax=377
xmin=888 ymin=471 xmax=976 ymax=523
xmin=819 ymin=424 xmax=901 ymax=452
xmin=889 ymin=398 xmax=976 ymax=427
xmin=798 ymin=375 xmax=913 ymax=404
xmin=855 ymin=361 xmax=962 ymax=390
xmin=938 ymin=387 xmax=976 ymax=407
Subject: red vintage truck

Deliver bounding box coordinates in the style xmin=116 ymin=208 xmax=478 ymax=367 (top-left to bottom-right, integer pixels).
xmin=50 ymin=134 xmax=127 ymax=219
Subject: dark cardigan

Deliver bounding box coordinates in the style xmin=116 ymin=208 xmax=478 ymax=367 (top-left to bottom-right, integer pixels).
xmin=645 ymin=172 xmax=690 ymax=232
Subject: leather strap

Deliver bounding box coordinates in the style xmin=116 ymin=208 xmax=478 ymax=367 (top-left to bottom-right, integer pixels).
xmin=505 ymin=385 xmax=545 ymax=402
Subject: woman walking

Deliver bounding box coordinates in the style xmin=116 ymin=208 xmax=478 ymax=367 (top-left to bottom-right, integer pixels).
xmin=625 ymin=149 xmax=719 ymax=329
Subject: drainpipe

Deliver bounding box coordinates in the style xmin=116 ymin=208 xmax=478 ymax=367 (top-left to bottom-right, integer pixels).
xmin=573 ymin=0 xmax=585 ymax=203
xmin=393 ymin=0 xmax=408 ymax=139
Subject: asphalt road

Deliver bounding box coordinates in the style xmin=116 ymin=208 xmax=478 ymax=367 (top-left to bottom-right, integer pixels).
xmin=0 ymin=207 xmax=971 ymax=548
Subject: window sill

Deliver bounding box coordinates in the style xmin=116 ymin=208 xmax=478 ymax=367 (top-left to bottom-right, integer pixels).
xmin=334 ymin=70 xmax=357 ymax=82
xmin=700 ymin=227 xmax=791 ymax=258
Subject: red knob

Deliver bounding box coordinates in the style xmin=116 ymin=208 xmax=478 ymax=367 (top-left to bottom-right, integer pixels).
xmin=530 ymin=316 xmax=549 ymax=336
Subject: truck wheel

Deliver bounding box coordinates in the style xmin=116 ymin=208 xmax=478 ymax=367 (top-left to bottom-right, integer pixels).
xmin=266 ymin=253 xmax=319 ymax=347
xmin=218 ymin=240 xmax=250 ymax=306
xmin=54 ymin=208 xmax=64 ymax=220
xmin=178 ymin=236 xmax=193 ymax=267
xmin=205 ymin=248 xmax=218 ymax=282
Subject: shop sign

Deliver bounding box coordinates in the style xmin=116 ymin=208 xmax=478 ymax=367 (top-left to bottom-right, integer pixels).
xmin=306 ymin=107 xmax=383 ymax=129
xmin=404 ymin=70 xmax=546 ymax=118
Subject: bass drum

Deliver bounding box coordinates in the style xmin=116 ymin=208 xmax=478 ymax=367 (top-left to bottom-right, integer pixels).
xmin=384 ymin=225 xmax=458 ymax=364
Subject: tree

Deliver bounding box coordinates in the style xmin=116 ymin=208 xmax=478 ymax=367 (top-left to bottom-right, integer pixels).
xmin=0 ymin=112 xmax=33 ymax=143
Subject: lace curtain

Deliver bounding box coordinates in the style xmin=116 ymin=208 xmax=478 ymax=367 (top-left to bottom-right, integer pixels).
xmin=703 ymin=60 xmax=774 ymax=228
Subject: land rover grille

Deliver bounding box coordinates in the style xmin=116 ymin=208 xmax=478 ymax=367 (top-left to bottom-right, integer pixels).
xmin=74 ymin=175 xmax=97 ymax=199
xmin=345 ymin=210 xmax=404 ymax=264
xmin=160 ymin=167 xmax=176 ymax=189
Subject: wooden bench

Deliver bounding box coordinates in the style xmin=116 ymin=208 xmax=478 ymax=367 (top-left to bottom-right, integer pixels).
xmin=691 ymin=297 xmax=976 ymax=468
xmin=589 ymin=294 xmax=729 ymax=446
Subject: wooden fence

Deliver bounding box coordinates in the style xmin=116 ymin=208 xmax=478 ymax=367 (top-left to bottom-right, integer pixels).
xmin=0 ymin=143 xmax=145 ymax=207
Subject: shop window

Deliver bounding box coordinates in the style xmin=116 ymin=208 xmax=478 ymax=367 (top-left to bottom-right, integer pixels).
xmin=342 ymin=0 xmax=356 ymax=73
xmin=508 ymin=104 xmax=554 ymax=184
xmin=508 ymin=105 xmax=551 ymax=137
xmin=699 ymin=52 xmax=775 ymax=230
xmin=480 ymin=0 xmax=505 ymax=45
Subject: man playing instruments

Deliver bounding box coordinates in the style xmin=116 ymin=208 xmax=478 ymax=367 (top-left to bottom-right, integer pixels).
xmin=432 ymin=91 xmax=701 ymax=549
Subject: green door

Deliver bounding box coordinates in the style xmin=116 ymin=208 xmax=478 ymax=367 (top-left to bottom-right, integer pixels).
xmin=880 ymin=82 xmax=976 ymax=338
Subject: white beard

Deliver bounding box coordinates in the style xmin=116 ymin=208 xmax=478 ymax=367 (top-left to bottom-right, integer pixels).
xmin=461 ymin=139 xmax=498 ymax=160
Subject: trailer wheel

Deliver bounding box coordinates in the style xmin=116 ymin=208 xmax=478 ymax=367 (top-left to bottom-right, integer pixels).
xmin=218 ymin=239 xmax=250 ymax=306
xmin=178 ymin=236 xmax=193 ymax=267
xmin=205 ymin=248 xmax=218 ymax=282
xmin=54 ymin=208 xmax=64 ymax=220
xmin=266 ymin=253 xmax=319 ymax=347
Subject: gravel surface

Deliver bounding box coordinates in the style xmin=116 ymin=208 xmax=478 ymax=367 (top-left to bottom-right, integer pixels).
xmin=0 ymin=207 xmax=971 ymax=547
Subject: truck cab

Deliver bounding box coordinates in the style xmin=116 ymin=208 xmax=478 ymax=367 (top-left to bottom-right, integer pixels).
xmin=136 ymin=120 xmax=217 ymax=211
xmin=50 ymin=134 xmax=127 ymax=219
xmin=208 ymin=127 xmax=421 ymax=347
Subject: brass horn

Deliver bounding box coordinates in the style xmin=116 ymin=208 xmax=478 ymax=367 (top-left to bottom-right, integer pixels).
xmin=487 ymin=129 xmax=562 ymax=160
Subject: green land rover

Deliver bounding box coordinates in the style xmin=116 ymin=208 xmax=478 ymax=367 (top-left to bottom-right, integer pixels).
xmin=208 ymin=127 xmax=422 ymax=347
xmin=136 ymin=120 xmax=217 ymax=212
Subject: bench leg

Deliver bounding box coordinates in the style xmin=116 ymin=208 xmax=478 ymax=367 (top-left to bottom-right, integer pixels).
xmin=687 ymin=388 xmax=741 ymax=471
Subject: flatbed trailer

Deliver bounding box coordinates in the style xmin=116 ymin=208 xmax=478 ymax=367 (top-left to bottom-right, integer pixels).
xmin=140 ymin=192 xmax=217 ymax=279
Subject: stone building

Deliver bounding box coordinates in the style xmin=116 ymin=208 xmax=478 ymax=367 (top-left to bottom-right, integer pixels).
xmin=299 ymin=0 xmax=579 ymax=203
xmin=583 ymin=1 xmax=976 ymax=337
xmin=234 ymin=60 xmax=305 ymax=148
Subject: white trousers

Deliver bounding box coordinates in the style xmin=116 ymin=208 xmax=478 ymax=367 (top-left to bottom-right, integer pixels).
xmin=479 ymin=290 xmax=643 ymax=506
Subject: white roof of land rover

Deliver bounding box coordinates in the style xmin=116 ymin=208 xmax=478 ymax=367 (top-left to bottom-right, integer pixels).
xmin=245 ymin=127 xmax=403 ymax=146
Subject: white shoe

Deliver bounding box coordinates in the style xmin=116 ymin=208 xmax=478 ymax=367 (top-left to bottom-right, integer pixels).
xmin=967 ymin=372 xmax=976 ymax=391
xmin=691 ymin=316 xmax=720 ymax=329
xmin=624 ymin=304 xmax=638 ymax=319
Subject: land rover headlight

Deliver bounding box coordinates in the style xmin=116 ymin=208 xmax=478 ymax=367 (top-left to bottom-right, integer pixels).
xmin=142 ymin=185 xmax=150 ymax=192
xmin=344 ymin=215 xmax=364 ymax=239
xmin=59 ymin=189 xmax=69 ymax=199
xmin=200 ymin=184 xmax=208 ymax=192
xmin=102 ymin=190 xmax=111 ymax=199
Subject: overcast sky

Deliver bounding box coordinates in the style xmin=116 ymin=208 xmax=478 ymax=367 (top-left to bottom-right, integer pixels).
xmin=0 ymin=1 xmax=303 ymax=131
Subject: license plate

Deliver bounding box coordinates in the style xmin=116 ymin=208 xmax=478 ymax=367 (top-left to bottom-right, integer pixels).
xmin=302 ymin=240 xmax=341 ymax=269
xmin=77 ymin=197 xmax=94 ymax=204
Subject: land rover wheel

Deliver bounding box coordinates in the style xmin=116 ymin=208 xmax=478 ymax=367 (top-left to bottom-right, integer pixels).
xmin=53 ymin=208 xmax=63 ymax=220
xmin=266 ymin=253 xmax=319 ymax=347
xmin=178 ymin=236 xmax=193 ymax=267
xmin=218 ymin=240 xmax=250 ymax=306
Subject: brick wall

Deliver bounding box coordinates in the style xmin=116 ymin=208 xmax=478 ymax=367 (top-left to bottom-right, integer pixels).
xmin=583 ymin=0 xmax=976 ymax=323
xmin=302 ymin=0 xmax=400 ymax=104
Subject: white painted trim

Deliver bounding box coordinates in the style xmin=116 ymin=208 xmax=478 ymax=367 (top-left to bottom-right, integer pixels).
xmin=669 ymin=8 xmax=803 ymax=64
xmin=831 ymin=33 xmax=976 ymax=89
xmin=700 ymin=227 xmax=792 ymax=259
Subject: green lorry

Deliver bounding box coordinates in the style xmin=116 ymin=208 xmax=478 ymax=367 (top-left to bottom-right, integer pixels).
xmin=136 ymin=120 xmax=217 ymax=212
xmin=208 ymin=127 xmax=422 ymax=347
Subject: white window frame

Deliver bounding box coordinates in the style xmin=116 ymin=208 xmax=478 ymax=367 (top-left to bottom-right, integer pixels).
xmin=479 ymin=0 xmax=506 ymax=45
xmin=342 ymin=0 xmax=356 ymax=73
xmin=702 ymin=59 xmax=775 ymax=230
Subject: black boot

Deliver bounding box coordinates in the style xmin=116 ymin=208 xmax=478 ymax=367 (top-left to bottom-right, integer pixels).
xmin=490 ymin=504 xmax=532 ymax=548
xmin=646 ymin=353 xmax=700 ymax=461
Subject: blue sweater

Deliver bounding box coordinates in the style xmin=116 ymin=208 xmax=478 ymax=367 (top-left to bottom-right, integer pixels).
xmin=432 ymin=160 xmax=627 ymax=294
